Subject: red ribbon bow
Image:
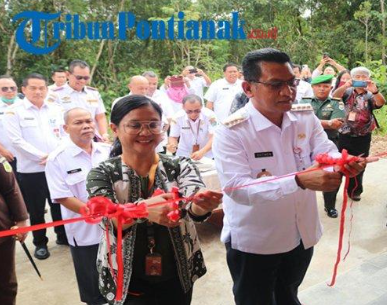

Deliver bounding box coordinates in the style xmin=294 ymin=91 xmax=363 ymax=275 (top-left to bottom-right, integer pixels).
xmin=80 ymin=188 xmax=184 ymax=301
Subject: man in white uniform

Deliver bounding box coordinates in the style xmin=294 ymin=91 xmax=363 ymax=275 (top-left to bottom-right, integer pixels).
xmin=181 ymin=66 xmax=211 ymax=98
xmin=4 ymin=73 xmax=68 ymax=259
xmin=292 ymin=64 xmax=314 ymax=103
xmin=204 ymin=63 xmax=243 ymax=122
xmin=46 ymin=108 xmax=109 ymax=305
xmin=47 ymin=68 xmax=67 ymax=93
xmin=0 ymin=76 xmax=22 ymax=172
xmin=168 ymin=94 xmax=217 ymax=160
xmin=47 ymin=60 xmax=109 ymax=142
xmin=111 ymin=75 xmax=150 ymax=109
xmin=213 ymin=48 xmax=366 ymax=305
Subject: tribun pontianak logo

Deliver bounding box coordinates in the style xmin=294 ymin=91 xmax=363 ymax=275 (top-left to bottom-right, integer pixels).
xmin=13 ymin=11 xmax=278 ymax=55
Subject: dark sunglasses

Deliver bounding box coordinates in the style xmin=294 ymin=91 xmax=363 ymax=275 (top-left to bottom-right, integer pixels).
xmin=72 ymin=74 xmax=90 ymax=81
xmin=1 ymin=86 xmax=17 ymax=92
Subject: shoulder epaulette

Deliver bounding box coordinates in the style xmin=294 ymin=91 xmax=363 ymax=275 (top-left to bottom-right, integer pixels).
xmin=222 ymin=108 xmax=249 ymax=128
xmin=86 ymin=86 xmax=98 ymax=91
xmin=53 ymin=87 xmax=64 ymax=92
xmin=331 ymin=97 xmax=342 ymax=101
xmin=291 ymin=103 xmax=314 ymax=112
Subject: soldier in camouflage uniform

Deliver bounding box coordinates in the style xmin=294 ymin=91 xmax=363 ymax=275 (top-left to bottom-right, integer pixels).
xmin=300 ymin=74 xmax=345 ymax=218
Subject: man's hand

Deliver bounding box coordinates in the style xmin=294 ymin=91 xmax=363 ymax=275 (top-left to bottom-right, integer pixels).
xmin=11 ymin=220 xmax=28 ymax=243
xmin=0 ymin=148 xmax=14 ymax=162
xmin=39 ymin=154 xmax=49 ymax=165
xmin=191 ymin=150 xmax=205 ymax=160
xmin=102 ymin=133 xmax=111 ymax=143
xmin=366 ymin=80 xmax=378 ymax=94
xmin=296 ymin=164 xmax=342 ymax=191
xmin=338 ymin=155 xmax=376 ymax=178
xmin=329 ymin=118 xmax=344 ymax=130
xmin=191 ymin=190 xmax=223 ymax=216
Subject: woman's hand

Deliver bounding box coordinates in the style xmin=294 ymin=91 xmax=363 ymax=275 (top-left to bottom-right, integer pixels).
xmin=145 ymin=193 xmax=181 ymax=228
xmin=190 ymin=190 xmax=223 ymax=216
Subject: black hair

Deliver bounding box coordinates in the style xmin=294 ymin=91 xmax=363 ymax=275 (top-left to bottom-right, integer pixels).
xmin=223 ymin=63 xmax=238 ymax=72
xmin=292 ymin=64 xmax=301 ymax=71
xmin=182 ymin=94 xmax=202 ymax=105
xmin=333 ymin=69 xmax=350 ymax=91
xmin=52 ymin=68 xmax=66 ymax=76
xmin=109 ymin=95 xmax=163 ymax=157
xmin=22 ymin=73 xmax=47 ymax=87
xmin=68 ymin=60 xmax=89 ymax=73
xmin=242 ymin=48 xmax=291 ymax=82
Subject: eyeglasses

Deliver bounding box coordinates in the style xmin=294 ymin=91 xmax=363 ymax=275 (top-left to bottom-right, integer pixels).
xmin=185 ymin=109 xmax=201 ymax=114
xmin=1 ymin=86 xmax=17 ymax=92
xmin=250 ymin=78 xmax=300 ymax=90
xmin=71 ymin=74 xmax=90 ymax=81
xmin=123 ymin=121 xmax=167 ymax=135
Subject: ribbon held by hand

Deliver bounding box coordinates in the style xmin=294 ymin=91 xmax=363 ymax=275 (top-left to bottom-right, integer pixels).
xmin=315 ymin=149 xmax=361 ymax=287
xmin=80 ymin=196 xmax=149 ymax=301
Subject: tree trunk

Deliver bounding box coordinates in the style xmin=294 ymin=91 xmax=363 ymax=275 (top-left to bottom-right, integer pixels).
xmin=6 ymin=32 xmax=17 ymax=75
xmin=381 ymin=0 xmax=386 ymax=65
xmin=90 ymin=40 xmax=106 ymax=83
xmin=365 ymin=22 xmax=369 ymax=63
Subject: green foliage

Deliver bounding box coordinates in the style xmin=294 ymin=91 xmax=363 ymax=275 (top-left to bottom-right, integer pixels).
xmin=1 ymin=0 xmax=387 ymax=121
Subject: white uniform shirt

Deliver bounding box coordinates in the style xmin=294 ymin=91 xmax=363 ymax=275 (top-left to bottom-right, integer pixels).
xmin=45 ymin=140 xmax=111 ymax=246
xmin=188 ymin=77 xmax=208 ymax=98
xmin=170 ymin=108 xmax=217 ymax=158
xmin=204 ymin=78 xmax=243 ymax=122
xmin=47 ymin=83 xmax=66 ymax=95
xmin=295 ymin=80 xmax=314 ymax=103
xmin=151 ymin=90 xmax=174 ymax=119
xmin=47 ymin=83 xmax=106 ymax=121
xmin=0 ymin=99 xmax=22 ymax=155
xmin=213 ymin=102 xmax=338 ymax=255
xmin=4 ymin=98 xmax=65 ymax=173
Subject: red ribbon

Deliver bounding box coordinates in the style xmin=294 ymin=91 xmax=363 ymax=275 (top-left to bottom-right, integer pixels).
xmin=78 ymin=187 xmax=183 ymax=301
xmin=1 ymin=150 xmax=385 ymax=297
xmin=315 ymin=149 xmax=361 ymax=287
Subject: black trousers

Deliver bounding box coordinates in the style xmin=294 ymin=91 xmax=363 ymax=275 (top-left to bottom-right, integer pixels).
xmin=70 ymin=244 xmax=106 ymax=305
xmin=123 ymin=277 xmax=192 ymax=305
xmin=0 ymin=238 xmax=17 ymax=305
xmin=226 ymin=241 xmax=313 ymax=305
xmin=18 ymin=172 xmax=67 ymax=247
xmin=338 ymin=133 xmax=371 ymax=196
xmin=323 ymin=138 xmax=339 ymax=210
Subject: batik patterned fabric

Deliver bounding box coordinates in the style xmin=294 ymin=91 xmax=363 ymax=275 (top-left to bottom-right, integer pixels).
xmin=86 ymin=154 xmax=208 ymax=304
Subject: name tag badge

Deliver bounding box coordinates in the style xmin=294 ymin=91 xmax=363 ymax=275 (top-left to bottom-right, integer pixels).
xmin=182 ymin=127 xmax=191 ymax=130
xmin=254 ymin=152 xmax=274 ymax=158
xmin=348 ymin=111 xmax=357 ymax=122
xmin=24 ymin=117 xmax=35 ymax=121
xmin=67 ymin=168 xmax=82 ymax=174
xmin=222 ymin=87 xmax=230 ymax=90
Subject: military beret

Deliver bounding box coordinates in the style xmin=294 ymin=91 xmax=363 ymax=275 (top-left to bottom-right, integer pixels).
xmin=311 ymin=74 xmax=334 ymax=85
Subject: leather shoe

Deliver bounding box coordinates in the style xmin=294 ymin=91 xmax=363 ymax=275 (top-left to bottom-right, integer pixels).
xmin=56 ymin=239 xmax=69 ymax=246
xmin=34 ymin=246 xmax=50 ymax=260
xmin=350 ymin=194 xmax=361 ymax=201
xmin=325 ymin=208 xmax=338 ymax=218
